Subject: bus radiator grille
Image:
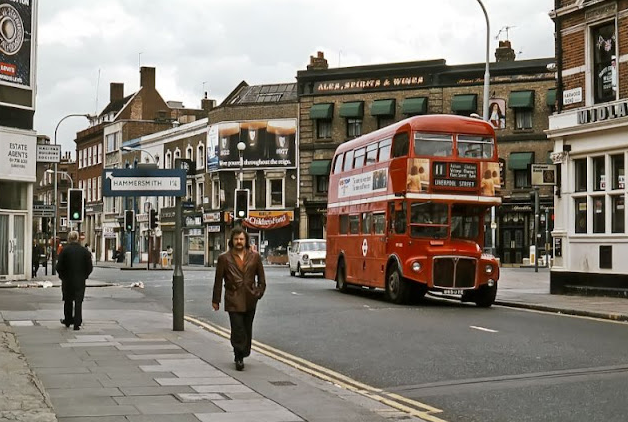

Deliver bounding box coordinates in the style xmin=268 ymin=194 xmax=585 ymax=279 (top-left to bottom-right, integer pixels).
xmin=433 ymin=257 xmax=476 ymax=289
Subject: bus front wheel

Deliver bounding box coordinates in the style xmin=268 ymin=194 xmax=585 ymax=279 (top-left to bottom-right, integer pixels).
xmin=474 ymin=283 xmax=497 ymax=308
xmin=386 ymin=266 xmax=409 ymax=304
xmin=336 ymin=259 xmax=349 ymax=293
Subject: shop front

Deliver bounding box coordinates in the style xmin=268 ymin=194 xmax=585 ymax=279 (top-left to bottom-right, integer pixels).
xmin=243 ymin=210 xmax=294 ymax=264
xmin=498 ymin=201 xmax=554 ymax=265
xmin=204 ymin=211 xmax=224 ymax=267
xmin=184 ymin=213 xmax=204 ymax=265
xmin=303 ymin=200 xmax=327 ymax=239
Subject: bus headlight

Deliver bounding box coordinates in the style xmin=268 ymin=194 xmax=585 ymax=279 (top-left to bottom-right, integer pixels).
xmin=485 ymin=264 xmax=493 ymax=274
xmin=487 ymin=279 xmax=496 ymax=287
xmin=302 ymin=254 xmax=309 ymax=262
xmin=411 ymin=261 xmax=421 ymax=272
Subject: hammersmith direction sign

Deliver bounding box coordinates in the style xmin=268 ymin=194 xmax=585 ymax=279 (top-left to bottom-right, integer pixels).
xmin=102 ymin=168 xmax=186 ymax=197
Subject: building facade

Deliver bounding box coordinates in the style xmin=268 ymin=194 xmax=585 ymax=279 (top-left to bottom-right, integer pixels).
xmin=296 ymin=51 xmax=556 ymax=264
xmin=547 ymin=0 xmax=628 ymax=294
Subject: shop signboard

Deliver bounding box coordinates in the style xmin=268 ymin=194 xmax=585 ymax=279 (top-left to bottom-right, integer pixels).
xmin=0 ymin=129 xmax=36 ymax=181
xmin=531 ymin=164 xmax=556 ymax=186
xmin=243 ymin=210 xmax=294 ymax=230
xmin=207 ymin=119 xmax=297 ymax=171
xmin=0 ymin=0 xmax=36 ymax=110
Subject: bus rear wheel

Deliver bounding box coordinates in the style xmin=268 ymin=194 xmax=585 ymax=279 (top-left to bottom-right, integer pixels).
xmin=474 ymin=283 xmax=497 ymax=308
xmin=336 ymin=259 xmax=349 ymax=293
xmin=386 ymin=266 xmax=409 ymax=304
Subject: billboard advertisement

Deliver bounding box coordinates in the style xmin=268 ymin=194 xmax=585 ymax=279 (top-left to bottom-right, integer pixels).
xmin=0 ymin=0 xmax=36 ymax=109
xmin=207 ymin=119 xmax=296 ymax=172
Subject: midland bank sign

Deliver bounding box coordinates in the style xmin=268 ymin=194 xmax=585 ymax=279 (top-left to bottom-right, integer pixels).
xmin=577 ymin=100 xmax=628 ymax=125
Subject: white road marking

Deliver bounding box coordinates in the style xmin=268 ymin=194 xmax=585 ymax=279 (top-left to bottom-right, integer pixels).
xmin=291 ymin=292 xmax=303 ymax=296
xmin=470 ymin=325 xmax=498 ymax=333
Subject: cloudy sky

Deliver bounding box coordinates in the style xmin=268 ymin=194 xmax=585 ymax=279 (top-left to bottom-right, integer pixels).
xmin=34 ymin=0 xmax=555 ymax=154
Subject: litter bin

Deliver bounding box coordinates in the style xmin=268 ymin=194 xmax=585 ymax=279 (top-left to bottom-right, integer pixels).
xmin=125 ymin=251 xmax=132 ymax=267
xmin=160 ymin=251 xmax=168 ymax=268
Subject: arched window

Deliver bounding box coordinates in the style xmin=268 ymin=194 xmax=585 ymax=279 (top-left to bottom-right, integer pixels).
xmin=197 ymin=143 xmax=205 ymax=169
xmin=186 ymin=145 xmax=193 ymax=160
xmin=165 ymin=151 xmax=172 ymax=169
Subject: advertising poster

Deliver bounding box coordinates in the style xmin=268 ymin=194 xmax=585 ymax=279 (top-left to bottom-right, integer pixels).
xmin=338 ymin=168 xmax=388 ymax=199
xmin=488 ymin=98 xmax=506 ymax=130
xmin=0 ymin=0 xmax=33 ymax=90
xmin=207 ymin=119 xmax=296 ymax=171
xmin=480 ymin=162 xmax=501 ymax=196
xmin=407 ymin=158 xmax=430 ymax=192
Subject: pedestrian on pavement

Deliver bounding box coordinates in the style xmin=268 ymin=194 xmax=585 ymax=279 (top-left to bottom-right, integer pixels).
xmin=56 ymin=231 xmax=93 ymax=331
xmin=32 ymin=241 xmax=43 ymax=277
xmin=166 ymin=245 xmax=173 ymax=268
xmin=212 ymin=227 xmax=266 ymax=371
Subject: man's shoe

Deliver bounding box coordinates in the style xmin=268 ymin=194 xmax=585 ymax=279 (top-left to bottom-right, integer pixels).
xmin=73 ymin=325 xmax=80 ymax=331
xmin=60 ymin=319 xmax=71 ymax=328
xmin=235 ymin=359 xmax=244 ymax=371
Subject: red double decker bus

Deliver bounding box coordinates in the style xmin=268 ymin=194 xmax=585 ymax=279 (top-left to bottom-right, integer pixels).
xmin=325 ymin=114 xmax=501 ymax=307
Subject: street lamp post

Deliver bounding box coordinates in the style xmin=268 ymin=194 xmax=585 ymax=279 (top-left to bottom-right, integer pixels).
xmin=51 ymin=114 xmax=92 ymax=276
xmin=236 ymin=141 xmax=246 ymax=190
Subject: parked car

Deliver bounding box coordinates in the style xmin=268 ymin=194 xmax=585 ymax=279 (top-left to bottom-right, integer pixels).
xmin=288 ymin=239 xmax=326 ymax=277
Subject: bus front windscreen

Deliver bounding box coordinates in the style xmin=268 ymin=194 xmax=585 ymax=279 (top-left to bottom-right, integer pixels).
xmin=409 ymin=202 xmax=448 ymax=239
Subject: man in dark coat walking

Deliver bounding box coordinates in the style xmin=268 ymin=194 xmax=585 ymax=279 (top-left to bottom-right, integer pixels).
xmin=213 ymin=227 xmax=266 ymax=371
xmin=56 ymin=231 xmax=93 ymax=331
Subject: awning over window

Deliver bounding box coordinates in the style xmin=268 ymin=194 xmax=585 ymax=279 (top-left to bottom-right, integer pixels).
xmin=309 ymin=159 xmax=332 ymax=175
xmin=402 ymin=97 xmax=427 ymax=115
xmin=310 ymin=103 xmax=334 ymax=119
xmin=546 ymin=88 xmax=556 ymax=107
xmin=509 ymin=90 xmax=535 ymax=108
xmin=370 ymin=99 xmax=396 ymax=116
xmin=451 ymin=94 xmax=477 ymax=112
xmin=509 ymin=152 xmax=534 ymax=170
xmin=339 ymin=101 xmax=364 ymax=118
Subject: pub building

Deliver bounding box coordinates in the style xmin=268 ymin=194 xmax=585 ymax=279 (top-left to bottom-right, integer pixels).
xmin=206 ymin=82 xmax=299 ymax=264
xmin=547 ymin=0 xmax=628 ymax=295
xmin=297 ymin=48 xmax=555 ymax=264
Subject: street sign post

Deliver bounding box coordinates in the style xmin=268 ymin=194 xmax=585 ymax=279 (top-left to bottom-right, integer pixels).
xmin=102 ymin=168 xmax=186 ymax=197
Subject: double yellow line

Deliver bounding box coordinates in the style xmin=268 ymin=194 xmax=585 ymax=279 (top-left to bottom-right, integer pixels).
xmin=185 ymin=315 xmax=448 ymax=422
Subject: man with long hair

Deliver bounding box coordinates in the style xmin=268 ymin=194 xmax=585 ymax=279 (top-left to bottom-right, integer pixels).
xmin=212 ymin=227 xmax=266 ymax=370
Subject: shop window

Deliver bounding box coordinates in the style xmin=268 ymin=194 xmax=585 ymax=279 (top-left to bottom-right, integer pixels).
xmin=347 ymin=118 xmax=362 ymax=138
xmin=317 ymin=120 xmax=332 ymax=139
xmin=574 ymin=159 xmax=587 ymax=192
xmin=514 ymin=170 xmax=530 ymax=189
xmin=611 ymin=154 xmax=624 ymax=190
xmin=593 ymin=156 xmax=605 ymax=191
xmin=593 ymin=196 xmax=605 ymax=233
xmin=611 ymin=195 xmax=625 ymax=233
xmin=316 ymin=175 xmax=328 ymax=194
xmin=349 ymin=215 xmax=360 ymax=234
xmin=514 ymin=109 xmax=533 ymax=130
xmin=592 ymin=22 xmax=617 ymax=104
xmin=574 ymin=197 xmax=587 ymax=233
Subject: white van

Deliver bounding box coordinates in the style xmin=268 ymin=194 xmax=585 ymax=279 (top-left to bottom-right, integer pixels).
xmin=288 ymin=239 xmax=326 ymax=277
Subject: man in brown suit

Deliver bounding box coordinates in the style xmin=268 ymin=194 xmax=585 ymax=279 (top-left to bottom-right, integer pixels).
xmin=213 ymin=227 xmax=266 ymax=370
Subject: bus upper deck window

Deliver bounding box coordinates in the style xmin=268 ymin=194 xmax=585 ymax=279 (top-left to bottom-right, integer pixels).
xmin=343 ymin=150 xmax=354 ymax=172
xmin=333 ymin=154 xmax=344 ymax=174
xmin=366 ymin=143 xmax=378 ymax=165
xmin=379 ymin=139 xmax=392 ymax=161
xmin=457 ymin=135 xmax=494 ymax=159
xmin=354 ymin=148 xmax=366 ymax=169
xmin=392 ymin=132 xmax=409 ymax=158
xmin=414 ymin=133 xmax=453 ymax=157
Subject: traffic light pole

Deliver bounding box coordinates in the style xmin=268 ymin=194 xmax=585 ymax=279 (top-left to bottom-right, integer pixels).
xmin=173 ymin=195 xmax=184 ymax=331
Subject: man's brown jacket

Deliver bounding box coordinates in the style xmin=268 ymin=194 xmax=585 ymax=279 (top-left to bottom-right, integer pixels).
xmin=212 ymin=249 xmax=266 ymax=312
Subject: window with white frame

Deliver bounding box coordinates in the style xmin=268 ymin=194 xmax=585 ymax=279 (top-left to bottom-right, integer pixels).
xmin=87 ymin=178 xmax=92 ymax=202
xmin=267 ymin=178 xmax=284 ymax=208
xmin=165 ymin=151 xmax=172 ymax=169
xmin=186 ymin=182 xmax=193 ymax=202
xmin=514 ymin=109 xmax=533 ymax=130
xmin=92 ymin=145 xmax=97 ymax=164
xmin=97 ymin=143 xmax=102 ymax=164
xmin=106 ymin=133 xmax=117 ymax=152
xmin=347 ymin=118 xmax=362 ymax=138
xmin=591 ymin=21 xmax=617 ymax=104
xmin=212 ymin=179 xmax=220 ymax=209
xmin=186 ymin=145 xmax=193 ymax=160
xmin=78 ymin=150 xmax=83 ymax=169
xmin=197 ymin=143 xmax=205 ymax=169
xmin=175 ymin=149 xmax=181 ymax=160
xmin=92 ymin=177 xmax=97 ymax=202
xmin=196 ymin=180 xmax=204 ymax=205
xmin=82 ymin=149 xmax=87 ymax=168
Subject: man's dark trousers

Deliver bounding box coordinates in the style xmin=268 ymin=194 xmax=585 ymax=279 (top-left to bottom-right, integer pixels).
xmin=64 ymin=299 xmax=83 ymax=327
xmin=228 ymin=309 xmax=256 ymax=360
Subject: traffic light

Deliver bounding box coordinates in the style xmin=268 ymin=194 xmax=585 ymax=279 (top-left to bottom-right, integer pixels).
xmin=68 ymin=189 xmax=84 ymax=222
xmin=234 ymin=189 xmax=250 ymax=220
xmin=149 ymin=209 xmax=158 ymax=229
xmin=124 ymin=209 xmax=135 ymax=232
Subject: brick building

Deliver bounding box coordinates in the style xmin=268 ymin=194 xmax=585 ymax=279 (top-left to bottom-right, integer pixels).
xmin=297 ymin=49 xmax=555 ymax=264
xmin=547 ymin=0 xmax=628 ymax=294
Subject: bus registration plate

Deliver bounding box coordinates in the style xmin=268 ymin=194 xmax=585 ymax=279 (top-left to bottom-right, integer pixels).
xmin=443 ymin=289 xmax=464 ymax=295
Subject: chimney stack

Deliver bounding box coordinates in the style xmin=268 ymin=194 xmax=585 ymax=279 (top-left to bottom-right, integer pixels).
xmin=495 ymin=40 xmax=516 ymax=62
xmin=307 ymin=51 xmax=328 ymax=70
xmin=110 ymin=83 xmax=124 ymax=102
xmin=140 ymin=66 xmax=156 ymax=88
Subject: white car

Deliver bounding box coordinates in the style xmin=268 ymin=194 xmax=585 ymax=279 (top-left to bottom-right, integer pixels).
xmin=288 ymin=239 xmax=326 ymax=277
